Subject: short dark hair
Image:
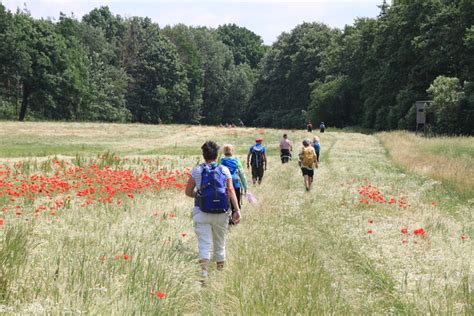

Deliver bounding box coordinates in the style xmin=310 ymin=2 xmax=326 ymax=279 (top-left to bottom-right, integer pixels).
xmin=201 ymin=141 xmax=219 ymax=161
xmin=283 ymin=134 xmax=287 ymax=138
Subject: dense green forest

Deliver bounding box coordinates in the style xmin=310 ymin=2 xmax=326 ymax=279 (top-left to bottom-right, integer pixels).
xmin=0 ymin=1 xmax=473 ymax=134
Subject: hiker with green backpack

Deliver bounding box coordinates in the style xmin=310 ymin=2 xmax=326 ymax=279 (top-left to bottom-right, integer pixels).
xmin=185 ymin=141 xmax=241 ymax=280
xmin=246 ymin=138 xmax=267 ymax=185
xmin=298 ymin=139 xmax=318 ymax=192
xmin=220 ymin=144 xmax=248 ymax=225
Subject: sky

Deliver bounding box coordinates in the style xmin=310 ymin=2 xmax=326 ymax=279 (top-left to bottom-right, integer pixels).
xmin=1 ymin=0 xmax=383 ymax=44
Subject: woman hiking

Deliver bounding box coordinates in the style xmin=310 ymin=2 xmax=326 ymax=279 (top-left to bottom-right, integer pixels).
xmin=185 ymin=141 xmax=241 ymax=280
xmin=298 ymin=139 xmax=318 ymax=192
xmin=219 ymin=144 xmax=248 ymax=224
xmin=246 ymin=138 xmax=267 ymax=185
xmin=279 ymin=134 xmax=293 ymax=164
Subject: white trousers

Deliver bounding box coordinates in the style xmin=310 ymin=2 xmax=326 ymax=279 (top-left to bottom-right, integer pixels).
xmin=193 ymin=209 xmax=229 ymax=262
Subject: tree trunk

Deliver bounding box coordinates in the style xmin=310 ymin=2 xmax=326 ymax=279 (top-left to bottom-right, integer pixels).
xmin=18 ymin=82 xmax=29 ymax=121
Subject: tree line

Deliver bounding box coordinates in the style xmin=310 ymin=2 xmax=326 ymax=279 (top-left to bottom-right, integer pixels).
xmin=0 ymin=1 xmax=472 ymax=134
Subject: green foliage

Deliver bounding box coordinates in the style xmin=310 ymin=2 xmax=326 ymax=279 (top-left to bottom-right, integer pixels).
xmin=427 ymin=76 xmax=465 ymax=134
xmin=216 ymin=23 xmax=265 ymax=68
xmin=122 ymin=17 xmax=189 ymax=123
xmin=0 ymin=3 xmax=472 ymax=134
xmin=250 ymin=23 xmax=338 ymax=128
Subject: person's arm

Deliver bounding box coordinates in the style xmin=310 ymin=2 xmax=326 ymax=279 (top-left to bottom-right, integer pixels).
xmin=264 ymin=152 xmax=267 ymax=170
xmin=246 ymin=151 xmax=251 ymax=168
xmin=226 ymin=178 xmax=241 ymax=224
xmin=237 ymin=160 xmax=248 ymax=192
xmin=185 ymin=176 xmax=196 ymax=198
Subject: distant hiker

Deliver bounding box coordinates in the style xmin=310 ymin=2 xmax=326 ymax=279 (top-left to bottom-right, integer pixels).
xmin=298 ymin=139 xmax=318 ymax=192
xmin=220 ymin=144 xmax=248 ymax=225
xmin=185 ymin=141 xmax=241 ymax=279
xmin=320 ymin=122 xmax=326 ymax=133
xmin=247 ymin=138 xmax=267 ymax=185
xmin=238 ymin=119 xmax=244 ymax=127
xmin=279 ymin=134 xmax=293 ymax=164
xmin=307 ymin=121 xmax=313 ymax=133
xmin=312 ymin=136 xmax=320 ymax=162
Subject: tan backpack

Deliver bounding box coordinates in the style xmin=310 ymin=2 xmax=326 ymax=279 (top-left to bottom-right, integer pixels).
xmin=302 ymin=147 xmax=315 ymax=168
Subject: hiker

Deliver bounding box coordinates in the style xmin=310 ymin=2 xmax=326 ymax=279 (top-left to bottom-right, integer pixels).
xmin=185 ymin=141 xmax=241 ymax=279
xmin=307 ymin=121 xmax=313 ymax=133
xmin=246 ymin=138 xmax=267 ymax=185
xmin=320 ymin=122 xmax=326 ymax=133
xmin=238 ymin=119 xmax=244 ymax=127
xmin=279 ymin=134 xmax=293 ymax=164
xmin=298 ymin=139 xmax=318 ymax=192
xmin=312 ymin=136 xmax=320 ymax=162
xmin=220 ymin=144 xmax=248 ymax=224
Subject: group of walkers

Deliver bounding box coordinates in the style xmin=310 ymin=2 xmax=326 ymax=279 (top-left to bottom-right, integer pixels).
xmin=279 ymin=134 xmax=320 ymax=191
xmin=185 ymin=130 xmax=323 ymax=281
xmin=307 ymin=121 xmax=325 ymax=133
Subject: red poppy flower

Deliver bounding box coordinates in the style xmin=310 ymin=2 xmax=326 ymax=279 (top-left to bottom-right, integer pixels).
xmin=413 ymin=228 xmax=426 ymax=237
xmin=461 ymin=234 xmax=466 ymax=241
xmin=367 ymin=229 xmax=373 ymax=234
xmin=156 ymin=291 xmax=166 ymax=299
xmin=181 ymin=232 xmax=187 ymax=237
xmin=123 ymin=254 xmax=129 ymax=260
xmin=0 ymin=218 xmax=3 ymax=227
xmin=368 ymin=219 xmax=374 ymax=224
xmin=401 ymin=227 xmax=408 ymax=235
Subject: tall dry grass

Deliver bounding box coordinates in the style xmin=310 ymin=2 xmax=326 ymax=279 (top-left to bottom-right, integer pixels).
xmin=378 ymin=131 xmax=474 ymax=199
xmin=0 ymin=123 xmax=472 ymax=314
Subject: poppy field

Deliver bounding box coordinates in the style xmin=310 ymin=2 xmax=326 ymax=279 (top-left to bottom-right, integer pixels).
xmin=0 ymin=122 xmax=472 ymax=314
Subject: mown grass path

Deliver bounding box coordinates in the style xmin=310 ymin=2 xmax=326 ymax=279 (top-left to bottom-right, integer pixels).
xmin=200 ymin=132 xmax=472 ymax=314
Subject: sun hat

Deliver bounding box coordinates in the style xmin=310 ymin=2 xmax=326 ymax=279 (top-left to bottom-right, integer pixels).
xmin=255 ymin=137 xmax=263 ymax=142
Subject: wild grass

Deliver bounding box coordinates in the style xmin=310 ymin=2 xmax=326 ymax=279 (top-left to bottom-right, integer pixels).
xmin=378 ymin=131 xmax=474 ymax=200
xmin=0 ymin=123 xmax=472 ymax=314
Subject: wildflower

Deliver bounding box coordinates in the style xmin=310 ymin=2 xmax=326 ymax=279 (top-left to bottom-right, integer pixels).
xmin=99 ymin=256 xmax=105 ymax=264
xmin=401 ymin=228 xmax=408 ymax=235
xmin=401 ymin=239 xmax=408 ymax=244
xmin=0 ymin=218 xmax=3 ymax=227
xmin=461 ymin=234 xmax=466 ymax=241
xmin=432 ymin=201 xmax=437 ymax=206
xmin=115 ymin=255 xmax=121 ymax=260
xmin=413 ymin=228 xmax=426 ymax=237
xmin=181 ymin=232 xmax=187 ymax=237
xmin=367 ymin=229 xmax=373 ymax=234
xmin=123 ymin=254 xmax=129 ymax=260
xmin=368 ymin=219 xmax=374 ymax=224
xmin=156 ymin=291 xmax=166 ymax=299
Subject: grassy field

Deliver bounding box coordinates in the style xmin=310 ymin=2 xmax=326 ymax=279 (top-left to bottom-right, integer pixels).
xmin=0 ymin=122 xmax=472 ymax=314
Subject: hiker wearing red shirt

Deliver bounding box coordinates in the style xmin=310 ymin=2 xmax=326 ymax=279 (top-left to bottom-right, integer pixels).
xmin=307 ymin=121 xmax=313 ymax=132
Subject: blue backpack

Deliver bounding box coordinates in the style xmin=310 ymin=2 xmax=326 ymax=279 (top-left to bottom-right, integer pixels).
xmin=196 ymin=164 xmax=228 ymax=213
xmin=220 ymin=157 xmax=240 ymax=189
